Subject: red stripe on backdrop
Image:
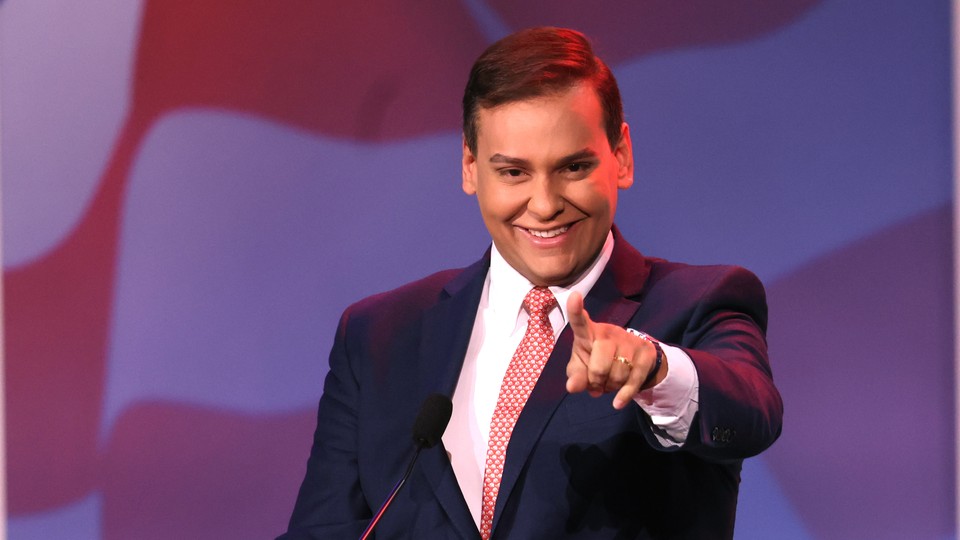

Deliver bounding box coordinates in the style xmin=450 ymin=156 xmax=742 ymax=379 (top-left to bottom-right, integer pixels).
xmin=488 ymin=0 xmax=821 ymax=62
xmin=99 ymin=402 xmax=315 ymax=539
xmin=132 ymin=0 xmax=489 ymax=139
xmin=3 ymin=119 xmax=145 ymax=513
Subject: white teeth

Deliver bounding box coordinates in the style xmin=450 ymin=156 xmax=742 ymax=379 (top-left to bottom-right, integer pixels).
xmin=528 ymin=225 xmax=570 ymax=238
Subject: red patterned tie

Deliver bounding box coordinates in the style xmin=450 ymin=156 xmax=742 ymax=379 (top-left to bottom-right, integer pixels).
xmin=479 ymin=286 xmax=558 ymax=539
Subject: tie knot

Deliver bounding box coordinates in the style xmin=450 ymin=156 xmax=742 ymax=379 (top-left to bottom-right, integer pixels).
xmin=523 ymin=286 xmax=557 ymax=318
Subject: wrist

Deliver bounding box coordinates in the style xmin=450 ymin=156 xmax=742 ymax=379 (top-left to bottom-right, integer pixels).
xmin=642 ymin=340 xmax=664 ymax=388
xmin=626 ymin=328 xmax=665 ymax=389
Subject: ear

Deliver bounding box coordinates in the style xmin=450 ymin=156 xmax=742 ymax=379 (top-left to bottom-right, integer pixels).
xmin=462 ymin=136 xmax=478 ymax=195
xmin=614 ymin=122 xmax=634 ymax=190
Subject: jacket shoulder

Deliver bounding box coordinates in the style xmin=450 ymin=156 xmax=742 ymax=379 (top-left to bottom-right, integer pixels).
xmin=645 ymin=259 xmax=765 ymax=296
xmin=639 ymin=259 xmax=768 ymax=330
xmin=345 ymin=267 xmax=467 ymax=321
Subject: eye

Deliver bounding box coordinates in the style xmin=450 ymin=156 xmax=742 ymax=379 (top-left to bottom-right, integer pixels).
xmin=561 ymin=161 xmax=595 ymax=178
xmin=498 ymin=168 xmax=525 ymax=178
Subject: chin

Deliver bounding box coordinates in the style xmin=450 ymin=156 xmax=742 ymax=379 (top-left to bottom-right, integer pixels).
xmin=527 ymin=268 xmax=577 ymax=287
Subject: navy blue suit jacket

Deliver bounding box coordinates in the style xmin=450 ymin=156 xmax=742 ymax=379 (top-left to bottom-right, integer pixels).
xmin=281 ymin=232 xmax=782 ymax=539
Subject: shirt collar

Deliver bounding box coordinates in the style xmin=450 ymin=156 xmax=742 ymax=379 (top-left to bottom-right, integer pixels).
xmin=488 ymin=230 xmax=615 ymax=327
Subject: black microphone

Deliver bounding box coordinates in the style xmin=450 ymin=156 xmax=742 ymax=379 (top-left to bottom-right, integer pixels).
xmin=412 ymin=393 xmax=454 ymax=449
xmin=359 ymin=394 xmax=453 ymax=540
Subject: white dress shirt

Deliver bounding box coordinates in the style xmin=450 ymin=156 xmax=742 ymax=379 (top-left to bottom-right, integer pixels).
xmin=441 ymin=232 xmax=700 ymax=527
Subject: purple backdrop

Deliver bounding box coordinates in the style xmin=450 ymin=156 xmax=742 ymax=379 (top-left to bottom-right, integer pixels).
xmin=1 ymin=0 xmax=954 ymax=538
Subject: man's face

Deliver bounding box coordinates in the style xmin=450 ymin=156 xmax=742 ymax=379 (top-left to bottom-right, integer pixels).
xmin=462 ymin=83 xmax=633 ymax=287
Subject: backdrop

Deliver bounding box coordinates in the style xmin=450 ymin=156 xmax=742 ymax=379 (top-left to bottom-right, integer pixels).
xmin=1 ymin=1 xmax=955 ymax=538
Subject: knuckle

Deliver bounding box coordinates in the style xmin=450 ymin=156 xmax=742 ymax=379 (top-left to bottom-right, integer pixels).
xmin=587 ymin=364 xmax=608 ymax=379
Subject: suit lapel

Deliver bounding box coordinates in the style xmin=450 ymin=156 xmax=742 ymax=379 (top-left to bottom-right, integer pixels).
xmin=416 ymin=255 xmax=488 ymax=540
xmin=490 ymin=231 xmax=652 ymax=534
xmin=416 ymin=257 xmax=488 ymax=400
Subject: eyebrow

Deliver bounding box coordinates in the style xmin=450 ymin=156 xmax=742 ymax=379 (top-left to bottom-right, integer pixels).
xmin=489 ymin=154 xmax=530 ymax=167
xmin=488 ymin=148 xmax=599 ymax=167
xmin=560 ymin=149 xmax=599 ymax=163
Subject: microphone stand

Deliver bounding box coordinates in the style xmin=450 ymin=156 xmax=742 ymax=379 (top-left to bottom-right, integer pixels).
xmin=358 ymin=393 xmax=450 ymax=539
xmin=358 ymin=445 xmax=424 ymax=540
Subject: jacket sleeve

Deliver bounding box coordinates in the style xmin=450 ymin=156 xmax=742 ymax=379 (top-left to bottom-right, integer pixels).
xmin=679 ymin=265 xmax=783 ymax=461
xmin=279 ymin=307 xmax=371 ymax=539
xmin=636 ymin=264 xmax=782 ymax=462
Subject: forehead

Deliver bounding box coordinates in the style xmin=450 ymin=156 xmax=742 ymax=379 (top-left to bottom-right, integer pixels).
xmin=474 ymin=84 xmax=607 ymax=157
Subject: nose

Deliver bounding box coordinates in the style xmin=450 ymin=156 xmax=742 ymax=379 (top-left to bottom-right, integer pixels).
xmin=526 ymin=176 xmax=564 ymax=221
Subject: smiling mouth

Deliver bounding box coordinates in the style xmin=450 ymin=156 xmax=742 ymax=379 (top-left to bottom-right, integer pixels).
xmin=524 ymin=225 xmax=571 ymax=238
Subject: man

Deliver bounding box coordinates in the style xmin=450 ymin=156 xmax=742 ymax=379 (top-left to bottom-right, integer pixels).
xmin=281 ymin=27 xmax=782 ymax=539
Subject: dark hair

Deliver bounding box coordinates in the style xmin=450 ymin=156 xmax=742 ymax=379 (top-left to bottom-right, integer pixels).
xmin=462 ymin=27 xmax=624 ymax=154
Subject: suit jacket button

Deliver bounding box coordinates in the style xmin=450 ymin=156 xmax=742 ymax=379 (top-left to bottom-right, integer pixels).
xmin=711 ymin=426 xmax=735 ymax=445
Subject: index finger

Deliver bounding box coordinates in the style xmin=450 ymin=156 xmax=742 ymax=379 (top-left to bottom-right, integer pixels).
xmin=566 ymin=291 xmax=593 ymax=343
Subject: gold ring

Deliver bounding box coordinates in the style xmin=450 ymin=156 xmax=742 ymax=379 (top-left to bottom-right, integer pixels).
xmin=615 ymin=355 xmax=632 ymax=368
